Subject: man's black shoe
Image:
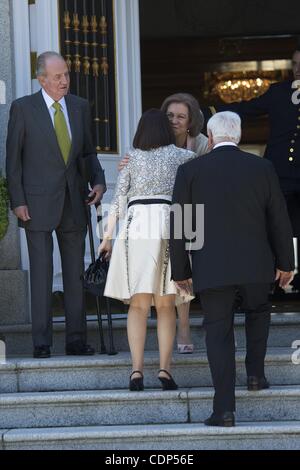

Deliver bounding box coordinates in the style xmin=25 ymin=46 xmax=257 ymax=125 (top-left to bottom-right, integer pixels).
xmin=247 ymin=376 xmax=270 ymax=391
xmin=65 ymin=341 xmax=95 ymax=356
xmin=204 ymin=411 xmax=235 ymax=427
xmin=33 ymin=345 xmax=51 ymax=358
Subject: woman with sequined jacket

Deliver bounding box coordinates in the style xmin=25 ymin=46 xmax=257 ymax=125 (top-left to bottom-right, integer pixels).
xmin=99 ymin=109 xmax=195 ymax=392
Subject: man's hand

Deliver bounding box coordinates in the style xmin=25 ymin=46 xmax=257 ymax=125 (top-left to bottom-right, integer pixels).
xmin=275 ymin=269 xmax=294 ymax=288
xmin=117 ymin=154 xmax=130 ymax=172
xmin=87 ymin=184 xmax=105 ymax=205
xmin=13 ymin=205 xmax=31 ymax=222
xmin=175 ymin=278 xmax=193 ymax=296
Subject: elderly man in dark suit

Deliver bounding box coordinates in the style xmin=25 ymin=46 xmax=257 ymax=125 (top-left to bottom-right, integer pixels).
xmin=170 ymin=111 xmax=294 ymax=426
xmin=6 ymin=51 xmax=106 ymax=358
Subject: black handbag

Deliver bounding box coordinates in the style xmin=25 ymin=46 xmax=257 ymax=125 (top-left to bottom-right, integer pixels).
xmin=83 ymin=255 xmax=109 ymax=297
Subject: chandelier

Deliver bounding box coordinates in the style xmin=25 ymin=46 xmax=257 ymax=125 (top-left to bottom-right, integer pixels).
xmin=214 ymin=77 xmax=271 ymax=103
xmin=203 ymin=68 xmax=284 ymax=104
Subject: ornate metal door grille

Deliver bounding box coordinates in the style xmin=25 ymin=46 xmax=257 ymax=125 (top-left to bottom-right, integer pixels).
xmin=59 ymin=0 xmax=117 ymax=152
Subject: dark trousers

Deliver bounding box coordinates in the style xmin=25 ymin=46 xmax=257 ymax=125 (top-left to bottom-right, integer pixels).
xmin=25 ymin=191 xmax=87 ymax=347
xmin=200 ymin=283 xmax=271 ymax=414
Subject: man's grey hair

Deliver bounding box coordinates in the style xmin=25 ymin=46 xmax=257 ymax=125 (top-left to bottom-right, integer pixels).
xmin=207 ymin=111 xmax=241 ymax=144
xmin=36 ymin=51 xmax=65 ymax=77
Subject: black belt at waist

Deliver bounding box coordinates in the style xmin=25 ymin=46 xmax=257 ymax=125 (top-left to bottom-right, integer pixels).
xmin=128 ymin=198 xmax=172 ymax=208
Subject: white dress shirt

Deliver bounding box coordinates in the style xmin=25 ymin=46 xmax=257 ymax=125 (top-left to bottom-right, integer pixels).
xmin=41 ymin=88 xmax=72 ymax=140
xmin=213 ymin=141 xmax=238 ymax=149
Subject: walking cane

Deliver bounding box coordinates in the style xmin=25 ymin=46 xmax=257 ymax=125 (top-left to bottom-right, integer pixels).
xmin=95 ymin=203 xmax=117 ymax=356
xmin=85 ymin=201 xmax=107 ymax=354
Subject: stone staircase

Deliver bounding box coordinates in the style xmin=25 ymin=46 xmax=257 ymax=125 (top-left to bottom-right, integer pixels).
xmin=2 ymin=311 xmax=300 ymax=355
xmin=1 ymin=313 xmax=300 ymax=449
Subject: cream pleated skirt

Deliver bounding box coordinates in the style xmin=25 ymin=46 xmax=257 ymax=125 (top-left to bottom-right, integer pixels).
xmin=104 ymin=195 xmax=194 ymax=306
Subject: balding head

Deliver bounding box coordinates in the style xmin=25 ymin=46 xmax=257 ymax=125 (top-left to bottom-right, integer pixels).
xmin=36 ymin=51 xmax=70 ymax=101
xmin=36 ymin=51 xmax=66 ymax=77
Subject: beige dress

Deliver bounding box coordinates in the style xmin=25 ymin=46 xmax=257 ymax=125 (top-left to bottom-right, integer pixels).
xmin=104 ymin=144 xmax=196 ymax=305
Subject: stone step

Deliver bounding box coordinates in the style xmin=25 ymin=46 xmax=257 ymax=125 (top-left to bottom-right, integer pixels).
xmin=0 ymin=348 xmax=299 ymax=393
xmin=2 ymin=421 xmax=300 ymax=450
xmin=2 ymin=311 xmax=300 ymax=355
xmin=0 ymin=385 xmax=299 ymax=429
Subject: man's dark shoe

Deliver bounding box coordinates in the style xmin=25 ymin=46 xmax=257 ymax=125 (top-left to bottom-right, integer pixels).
xmin=33 ymin=345 xmax=51 ymax=358
xmin=247 ymin=376 xmax=270 ymax=391
xmin=65 ymin=341 xmax=95 ymax=356
xmin=204 ymin=411 xmax=235 ymax=427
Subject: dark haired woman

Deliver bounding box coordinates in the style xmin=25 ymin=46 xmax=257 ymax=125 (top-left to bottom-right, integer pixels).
xmin=99 ymin=109 xmax=195 ymax=391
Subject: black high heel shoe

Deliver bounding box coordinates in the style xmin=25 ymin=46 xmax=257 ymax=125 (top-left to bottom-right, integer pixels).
xmin=158 ymin=369 xmax=178 ymax=390
xmin=129 ymin=370 xmax=144 ymax=391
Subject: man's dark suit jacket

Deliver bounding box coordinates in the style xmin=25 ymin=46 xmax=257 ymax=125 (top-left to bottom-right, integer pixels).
xmin=170 ymin=145 xmax=295 ymax=292
xmin=6 ymin=90 xmax=106 ymax=231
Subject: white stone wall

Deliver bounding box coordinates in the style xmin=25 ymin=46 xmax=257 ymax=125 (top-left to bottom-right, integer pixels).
xmin=0 ymin=0 xmax=14 ymax=173
xmin=0 ymin=0 xmax=27 ymax=326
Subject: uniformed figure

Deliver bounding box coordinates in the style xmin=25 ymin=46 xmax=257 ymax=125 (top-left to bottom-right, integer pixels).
xmin=206 ymin=45 xmax=300 ymax=287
